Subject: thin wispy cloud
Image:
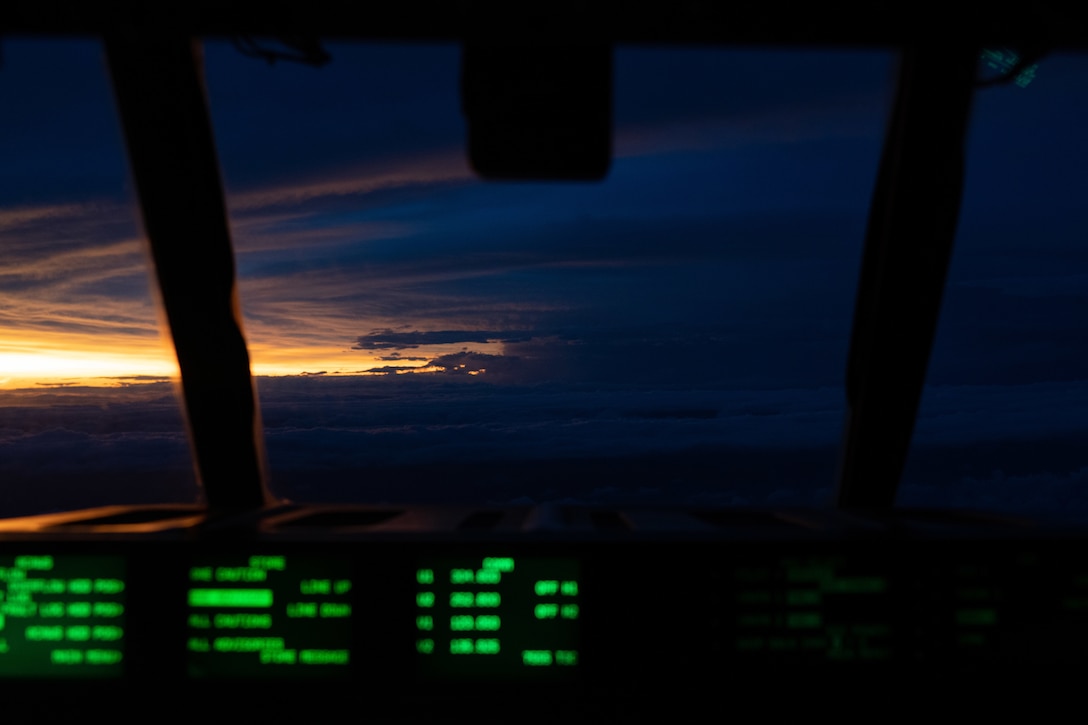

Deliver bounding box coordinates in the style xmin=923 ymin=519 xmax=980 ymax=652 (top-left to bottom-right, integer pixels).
xmin=228 ymin=151 xmax=473 ymax=213
xmin=0 ymin=202 xmax=99 ymax=232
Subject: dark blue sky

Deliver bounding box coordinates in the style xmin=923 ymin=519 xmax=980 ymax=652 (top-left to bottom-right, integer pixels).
xmin=0 ymin=38 xmax=1086 ymax=518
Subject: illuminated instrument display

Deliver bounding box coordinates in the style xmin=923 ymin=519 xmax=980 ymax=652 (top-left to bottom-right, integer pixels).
xmin=0 ymin=555 xmax=125 ymax=678
xmin=732 ymin=555 xmax=894 ymax=662
xmin=415 ymin=557 xmax=580 ymax=679
xmin=3 ymin=533 xmax=1088 ymax=706
xmin=979 ymin=47 xmax=1038 ymax=87
xmin=186 ymin=555 xmax=352 ymax=677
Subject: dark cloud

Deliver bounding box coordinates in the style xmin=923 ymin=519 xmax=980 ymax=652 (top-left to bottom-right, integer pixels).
xmin=353 ymin=328 xmax=529 ymax=351
xmin=107 ymin=375 xmax=172 ymax=381
xmin=361 ymin=351 xmax=522 ymax=378
xmin=360 ymin=365 xmax=424 ymax=375
xmin=428 ymin=352 xmax=493 ymax=372
xmin=379 ymin=354 xmax=429 ymax=361
xmin=426 ymin=351 xmax=522 ymax=378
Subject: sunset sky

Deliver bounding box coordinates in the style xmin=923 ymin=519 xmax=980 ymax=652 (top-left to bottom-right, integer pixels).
xmin=1 ymin=39 xmax=1087 ymax=517
xmin=1 ymin=40 xmax=899 ymax=387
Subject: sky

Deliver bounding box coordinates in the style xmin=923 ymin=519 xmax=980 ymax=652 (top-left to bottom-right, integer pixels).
xmin=0 ymin=38 xmax=1086 ymax=518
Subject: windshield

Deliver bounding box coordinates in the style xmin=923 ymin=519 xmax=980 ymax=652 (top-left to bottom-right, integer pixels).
xmin=203 ymin=42 xmax=893 ymax=507
xmin=15 ymin=39 xmax=1080 ymax=519
xmin=900 ymin=51 xmax=1088 ymax=522
xmin=0 ymin=38 xmax=199 ymax=516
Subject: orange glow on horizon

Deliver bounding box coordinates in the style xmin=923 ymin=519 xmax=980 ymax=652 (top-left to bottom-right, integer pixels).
xmin=0 ymin=329 xmax=179 ymax=389
xmin=0 ymin=332 xmax=501 ymax=389
xmin=0 ymin=151 xmax=505 ymax=392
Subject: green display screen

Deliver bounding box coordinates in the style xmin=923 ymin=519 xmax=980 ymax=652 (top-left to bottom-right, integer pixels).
xmin=0 ymin=555 xmax=126 ymax=678
xmin=733 ymin=556 xmax=893 ymax=662
xmin=186 ymin=555 xmax=352 ymax=677
xmin=415 ymin=557 xmax=580 ymax=679
xmin=979 ymin=47 xmax=1038 ymax=88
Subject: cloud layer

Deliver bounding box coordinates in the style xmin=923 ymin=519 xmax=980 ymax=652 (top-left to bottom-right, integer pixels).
xmin=4 ymin=375 xmax=1088 ymax=522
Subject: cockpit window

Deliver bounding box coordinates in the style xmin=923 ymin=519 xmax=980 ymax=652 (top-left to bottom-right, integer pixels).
xmin=204 ymin=43 xmax=893 ymax=507
xmin=899 ymin=52 xmax=1088 ymax=521
xmin=0 ymin=38 xmax=199 ymax=516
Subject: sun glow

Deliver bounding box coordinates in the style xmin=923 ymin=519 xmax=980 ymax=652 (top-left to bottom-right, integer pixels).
xmin=0 ymin=329 xmax=505 ymax=389
xmin=0 ymin=352 xmax=179 ymax=389
xmin=246 ymin=344 xmax=422 ymax=378
xmin=0 ymin=332 xmax=180 ymax=389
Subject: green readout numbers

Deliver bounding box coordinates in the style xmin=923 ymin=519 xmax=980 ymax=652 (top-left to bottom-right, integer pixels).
xmin=186 ymin=556 xmax=352 ymax=678
xmin=416 ymin=557 xmax=580 ymax=680
xmin=733 ymin=557 xmax=892 ymax=662
xmin=0 ymin=555 xmax=126 ymax=678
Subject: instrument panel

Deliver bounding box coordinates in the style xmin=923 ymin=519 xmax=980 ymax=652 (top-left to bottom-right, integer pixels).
xmin=0 ymin=508 xmax=1083 ymax=718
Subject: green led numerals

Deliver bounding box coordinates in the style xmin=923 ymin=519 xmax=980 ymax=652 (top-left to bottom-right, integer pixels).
xmin=734 ymin=557 xmax=892 ymax=662
xmin=416 ymin=557 xmax=580 ymax=680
